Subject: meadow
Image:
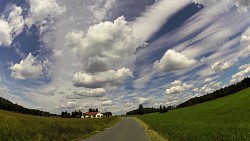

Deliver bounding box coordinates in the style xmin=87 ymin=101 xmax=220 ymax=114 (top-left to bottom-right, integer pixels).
xmin=0 ymin=110 xmax=120 ymax=141
xmin=137 ymin=88 xmax=250 ymax=141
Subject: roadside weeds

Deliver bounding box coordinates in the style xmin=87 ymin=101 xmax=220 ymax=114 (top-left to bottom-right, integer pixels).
xmin=134 ymin=117 xmax=168 ymax=141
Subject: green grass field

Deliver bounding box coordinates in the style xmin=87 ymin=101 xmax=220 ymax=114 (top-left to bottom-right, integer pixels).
xmin=137 ymin=88 xmax=250 ymax=141
xmin=0 ymin=110 xmax=120 ymax=141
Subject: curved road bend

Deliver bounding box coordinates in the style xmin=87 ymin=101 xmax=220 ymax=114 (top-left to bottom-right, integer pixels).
xmin=84 ymin=117 xmax=151 ymax=141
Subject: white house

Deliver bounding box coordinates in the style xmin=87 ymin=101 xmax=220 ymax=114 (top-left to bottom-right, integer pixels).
xmin=81 ymin=112 xmax=104 ymax=118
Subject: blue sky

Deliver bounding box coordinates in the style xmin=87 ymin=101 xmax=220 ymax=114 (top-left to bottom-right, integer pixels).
xmin=0 ymin=0 xmax=250 ymax=114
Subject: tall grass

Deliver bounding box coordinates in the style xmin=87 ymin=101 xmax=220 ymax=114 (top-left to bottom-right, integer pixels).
xmin=137 ymin=88 xmax=250 ymax=141
xmin=0 ymin=110 xmax=120 ymax=141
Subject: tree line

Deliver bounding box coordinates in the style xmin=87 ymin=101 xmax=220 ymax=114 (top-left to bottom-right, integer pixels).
xmin=126 ymin=77 xmax=250 ymax=115
xmin=176 ymin=77 xmax=250 ymax=108
xmin=61 ymin=108 xmax=112 ymax=118
xmin=126 ymin=104 xmax=170 ymax=115
xmin=61 ymin=110 xmax=83 ymax=118
xmin=0 ymin=97 xmax=57 ymax=117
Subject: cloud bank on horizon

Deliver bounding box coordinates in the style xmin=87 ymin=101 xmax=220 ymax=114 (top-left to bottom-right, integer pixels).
xmin=0 ymin=0 xmax=250 ymax=114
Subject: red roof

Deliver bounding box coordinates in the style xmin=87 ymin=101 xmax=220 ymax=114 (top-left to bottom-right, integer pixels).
xmin=85 ymin=112 xmax=98 ymax=115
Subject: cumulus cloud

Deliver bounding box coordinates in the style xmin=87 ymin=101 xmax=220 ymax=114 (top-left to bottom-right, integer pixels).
xmin=101 ymin=100 xmax=113 ymax=106
xmin=230 ymin=64 xmax=250 ymax=83
xmin=9 ymin=53 xmax=49 ymax=80
xmin=126 ymin=102 xmax=134 ymax=107
xmin=204 ymin=76 xmax=220 ymax=83
xmin=235 ymin=0 xmax=250 ymax=12
xmin=67 ymin=88 xmax=106 ymax=99
xmin=65 ymin=16 xmax=144 ymax=72
xmin=138 ymin=97 xmax=151 ymax=105
xmin=200 ymin=81 xmax=221 ymax=94
xmin=211 ymin=61 xmax=233 ymax=72
xmin=166 ymin=80 xmax=194 ymax=94
xmin=171 ymin=80 xmax=183 ymax=86
xmin=154 ymin=49 xmax=197 ymax=72
xmin=166 ymin=86 xmax=185 ymax=95
xmin=26 ymin=0 xmax=66 ymax=31
xmin=192 ymin=87 xmax=199 ymax=93
xmin=241 ymin=35 xmax=250 ymax=53
xmin=89 ymin=0 xmax=115 ymax=22
xmin=0 ymin=19 xmax=12 ymax=46
xmin=73 ymin=67 xmax=133 ymax=88
xmin=56 ymin=101 xmax=78 ymax=110
xmin=0 ymin=5 xmax=24 ymax=46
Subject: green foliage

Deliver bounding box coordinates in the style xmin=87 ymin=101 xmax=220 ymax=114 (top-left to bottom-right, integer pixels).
xmin=137 ymin=88 xmax=250 ymax=141
xmin=89 ymin=108 xmax=98 ymax=112
xmin=126 ymin=105 xmax=167 ymax=115
xmin=177 ymin=77 xmax=250 ymax=108
xmin=0 ymin=97 xmax=56 ymax=117
xmin=61 ymin=110 xmax=82 ymax=118
xmin=103 ymin=112 xmax=112 ymax=117
xmin=138 ymin=104 xmax=144 ymax=115
xmin=0 ymin=110 xmax=120 ymax=141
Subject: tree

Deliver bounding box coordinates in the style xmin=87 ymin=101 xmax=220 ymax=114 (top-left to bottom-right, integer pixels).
xmin=138 ymin=104 xmax=144 ymax=115
xmin=163 ymin=106 xmax=168 ymax=113
xmin=159 ymin=105 xmax=163 ymax=113
xmin=104 ymin=112 xmax=112 ymax=117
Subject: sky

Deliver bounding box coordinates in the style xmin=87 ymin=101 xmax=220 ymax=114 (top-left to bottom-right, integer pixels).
xmin=0 ymin=0 xmax=250 ymax=115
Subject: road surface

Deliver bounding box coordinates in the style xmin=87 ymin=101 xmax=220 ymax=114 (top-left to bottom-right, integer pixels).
xmin=84 ymin=117 xmax=151 ymax=141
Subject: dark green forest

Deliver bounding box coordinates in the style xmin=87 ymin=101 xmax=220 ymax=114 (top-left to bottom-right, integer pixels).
xmin=0 ymin=97 xmax=57 ymax=117
xmin=126 ymin=104 xmax=169 ymax=115
xmin=127 ymin=77 xmax=250 ymax=115
xmin=176 ymin=77 xmax=250 ymax=108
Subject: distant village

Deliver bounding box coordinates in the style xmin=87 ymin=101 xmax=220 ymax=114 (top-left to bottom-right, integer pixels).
xmin=61 ymin=108 xmax=112 ymax=118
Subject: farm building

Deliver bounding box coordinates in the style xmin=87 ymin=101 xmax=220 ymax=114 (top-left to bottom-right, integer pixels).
xmin=82 ymin=112 xmax=104 ymax=118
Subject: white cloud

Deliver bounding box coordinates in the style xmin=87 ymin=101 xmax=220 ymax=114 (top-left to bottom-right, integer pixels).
xmin=166 ymin=80 xmax=194 ymax=94
xmin=138 ymin=97 xmax=151 ymax=105
xmin=200 ymin=81 xmax=222 ymax=94
xmin=204 ymin=76 xmax=220 ymax=83
xmin=241 ymin=35 xmax=250 ymax=53
xmin=26 ymin=0 xmax=66 ymax=31
xmin=235 ymin=0 xmax=250 ymax=12
xmin=8 ymin=5 xmax=24 ymax=36
xmin=126 ymin=102 xmax=133 ymax=107
xmin=193 ymin=0 xmax=250 ymax=12
xmin=89 ymin=0 xmax=115 ymax=22
xmin=193 ymin=0 xmax=221 ymax=6
xmin=154 ymin=49 xmax=197 ymax=72
xmin=211 ymin=61 xmax=233 ymax=72
xmin=0 ymin=5 xmax=24 ymax=46
xmin=230 ymin=63 xmax=250 ymax=83
xmin=0 ymin=19 xmax=12 ymax=46
xmin=9 ymin=53 xmax=48 ymax=80
xmin=67 ymin=88 xmax=107 ymax=98
xmin=65 ymin=16 xmax=144 ymax=73
xmin=171 ymin=80 xmax=183 ymax=86
xmin=166 ymin=86 xmax=185 ymax=95
xmin=73 ymin=67 xmax=133 ymax=88
xmin=56 ymin=101 xmax=78 ymax=110
xmin=192 ymin=88 xmax=199 ymax=93
xmin=132 ymin=0 xmax=192 ymax=40
xmin=101 ymin=100 xmax=113 ymax=106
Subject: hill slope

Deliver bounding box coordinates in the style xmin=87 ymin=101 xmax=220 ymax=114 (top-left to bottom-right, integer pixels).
xmin=137 ymin=88 xmax=250 ymax=141
xmin=0 ymin=110 xmax=120 ymax=141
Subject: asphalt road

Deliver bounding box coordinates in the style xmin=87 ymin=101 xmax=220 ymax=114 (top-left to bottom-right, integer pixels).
xmin=84 ymin=117 xmax=151 ymax=141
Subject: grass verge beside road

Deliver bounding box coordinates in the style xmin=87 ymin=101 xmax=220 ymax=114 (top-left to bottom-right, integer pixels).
xmin=137 ymin=88 xmax=250 ymax=141
xmin=0 ymin=110 xmax=120 ymax=141
xmin=135 ymin=117 xmax=167 ymax=141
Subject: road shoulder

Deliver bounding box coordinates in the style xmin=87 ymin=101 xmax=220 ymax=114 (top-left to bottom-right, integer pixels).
xmin=134 ymin=117 xmax=168 ymax=141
